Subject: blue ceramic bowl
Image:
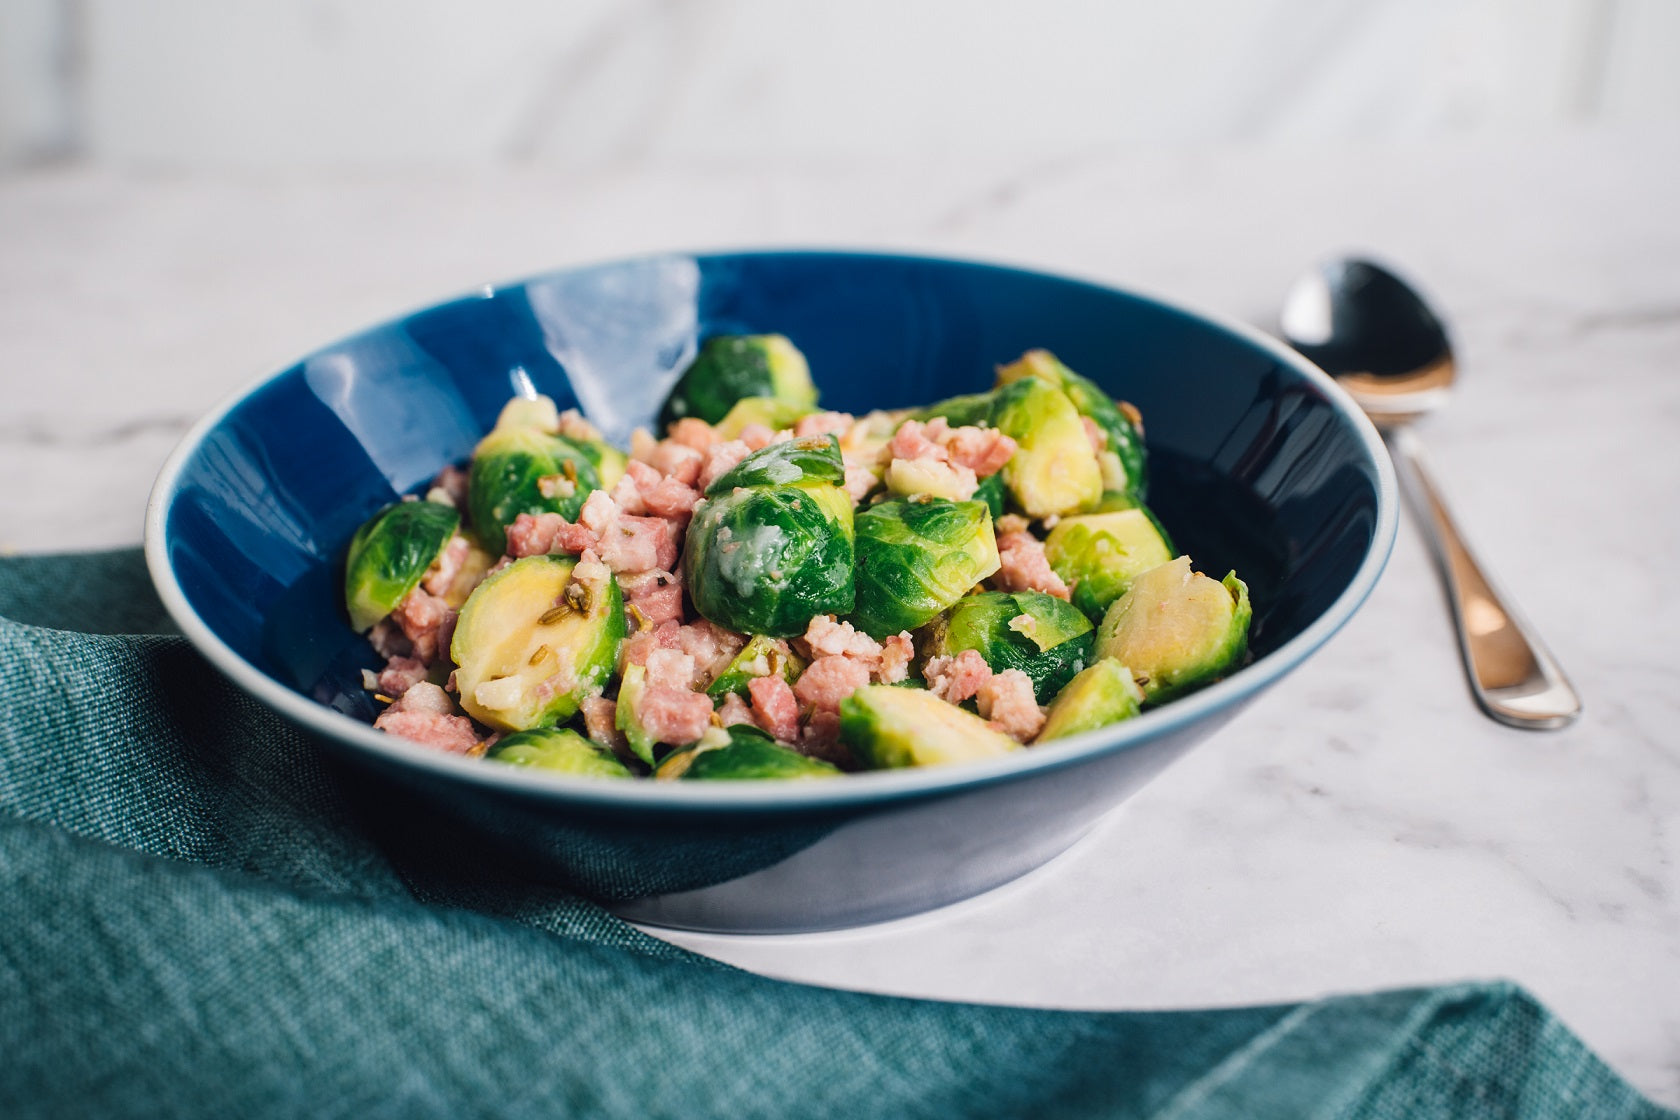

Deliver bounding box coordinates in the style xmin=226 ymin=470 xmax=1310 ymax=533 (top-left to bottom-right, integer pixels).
xmin=146 ymin=251 xmax=1396 ymax=932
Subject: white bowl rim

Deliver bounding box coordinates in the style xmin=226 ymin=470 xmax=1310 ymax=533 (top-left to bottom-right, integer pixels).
xmin=144 ymin=247 xmax=1399 ymax=815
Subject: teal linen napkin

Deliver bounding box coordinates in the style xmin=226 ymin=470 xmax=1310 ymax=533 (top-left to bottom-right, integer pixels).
xmin=0 ymin=550 xmax=1669 ymax=1120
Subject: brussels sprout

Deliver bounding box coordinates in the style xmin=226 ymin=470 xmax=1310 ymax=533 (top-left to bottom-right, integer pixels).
xmin=658 ymin=334 xmax=817 ymax=428
xmin=839 ymin=685 xmax=1020 ymax=769
xmin=686 ymin=436 xmax=855 ymax=637
xmin=705 ymin=635 xmax=806 ymax=700
xmin=484 ymin=727 xmax=633 ymax=778
xmin=344 ymin=500 xmax=462 ymax=632
xmin=989 ymin=377 xmax=1103 ymax=518
xmin=704 ymin=434 xmax=846 ymax=494
xmin=851 ymin=499 xmax=1000 ymax=638
xmin=997 ymin=349 xmax=1147 ymax=498
xmin=1043 ymin=508 xmax=1175 ymax=621
xmin=1095 ymin=556 xmax=1251 ymax=703
xmin=614 ymin=663 xmax=657 ymax=766
xmin=713 ymin=396 xmax=815 ymax=441
xmin=655 ymin=726 xmax=841 ymax=780
xmin=451 ymin=554 xmax=626 ymax=731
xmin=929 ymin=590 xmax=1094 ymax=703
xmin=1035 ymin=659 xmax=1143 ymax=742
xmin=467 ymin=413 xmax=602 ymax=556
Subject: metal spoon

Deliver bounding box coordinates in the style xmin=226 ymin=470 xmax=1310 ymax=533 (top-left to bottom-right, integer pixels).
xmin=1281 ymin=257 xmax=1582 ymax=730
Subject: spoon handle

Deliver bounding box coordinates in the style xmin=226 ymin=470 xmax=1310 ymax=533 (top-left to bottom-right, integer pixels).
xmin=1389 ymin=427 xmax=1582 ymax=730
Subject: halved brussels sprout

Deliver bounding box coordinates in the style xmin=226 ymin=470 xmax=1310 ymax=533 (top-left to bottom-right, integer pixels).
xmin=344 ymin=500 xmax=462 ymax=632
xmin=713 ymin=396 xmax=815 ymax=440
xmin=451 ymin=554 xmax=626 ymax=731
xmin=989 ymin=377 xmax=1103 ymax=518
xmin=839 ymin=685 xmax=1020 ymax=769
xmin=851 ymin=498 xmax=1000 ymax=638
xmin=1043 ymin=508 xmax=1175 ymax=621
xmin=654 ymin=726 xmax=841 ymax=780
xmin=484 ymin=727 xmax=633 ymax=778
xmin=997 ymin=349 xmax=1147 ymax=498
xmin=1095 ymin=556 xmax=1251 ymax=703
xmin=658 ymin=334 xmax=817 ymax=428
xmin=686 ymin=436 xmax=855 ymax=637
xmin=704 ymin=434 xmax=846 ymax=494
xmin=929 ymin=590 xmax=1094 ymax=703
xmin=1035 ymin=659 xmax=1143 ymax=742
xmin=883 ymin=459 xmax=975 ymax=502
xmin=468 ymin=404 xmax=602 ymax=555
xmin=706 ymin=635 xmax=805 ymax=700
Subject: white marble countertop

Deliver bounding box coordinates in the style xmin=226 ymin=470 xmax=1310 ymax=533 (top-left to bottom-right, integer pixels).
xmin=3 ymin=131 xmax=1676 ymax=1106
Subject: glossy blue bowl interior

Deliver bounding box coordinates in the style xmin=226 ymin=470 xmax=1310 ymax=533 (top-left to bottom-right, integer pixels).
xmin=147 ymin=250 xmax=1395 ymax=930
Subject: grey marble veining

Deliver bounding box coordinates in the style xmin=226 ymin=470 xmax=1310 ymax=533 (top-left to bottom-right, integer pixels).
xmin=0 ymin=131 xmax=1675 ymax=1105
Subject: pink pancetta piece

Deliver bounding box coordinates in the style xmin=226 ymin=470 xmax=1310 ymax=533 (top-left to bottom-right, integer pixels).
xmin=374 ymin=682 xmax=479 ymax=754
xmin=876 ymin=633 xmax=915 ymax=685
xmin=636 ymin=685 xmax=713 ymax=747
xmin=994 ymin=530 xmax=1071 ymax=600
xmin=391 ymin=587 xmax=456 ymax=664
xmin=794 ymin=411 xmax=854 ymax=439
xmin=738 ymin=423 xmax=778 ymax=450
xmin=620 ymin=569 xmax=684 ymax=629
xmin=580 ymin=695 xmax=626 ymax=752
xmin=976 ymin=669 xmax=1045 ymax=742
xmin=748 ymin=675 xmax=801 ymax=742
xmin=505 ymin=512 xmax=563 ymax=558
xmin=667 ymin=418 xmax=717 ymax=451
xmin=645 ymin=647 xmax=700 ymax=692
xmin=624 ymin=460 xmax=701 ymax=521
xmin=793 ymin=655 xmax=872 ymax=712
xmin=676 ymin=620 xmax=746 ymax=686
xmin=888 ymin=419 xmax=947 ymax=463
xmin=924 ymin=649 xmax=993 ymax=704
xmin=716 ymin=691 xmax=756 ymax=728
xmin=377 ymin=656 xmax=428 ymax=697
xmin=368 ymin=618 xmax=411 ymax=661
xmin=944 ymin=425 xmax=1017 ymax=477
xmin=803 ymin=615 xmax=883 ymax=663
xmin=842 ymin=465 xmax=879 ymax=504
xmin=421 ymin=534 xmax=471 ymax=597
xmin=698 ymin=440 xmax=752 ymax=491
xmin=621 ymin=619 xmax=683 ymax=670
xmin=648 ymin=441 xmax=704 ymax=487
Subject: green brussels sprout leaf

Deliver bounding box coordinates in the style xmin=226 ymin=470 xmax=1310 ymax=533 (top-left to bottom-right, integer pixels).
xmin=704 ymin=434 xmax=846 ymax=495
xmin=344 ymin=500 xmax=461 ymax=632
xmin=451 ymin=554 xmax=626 ymax=731
xmin=706 ymin=635 xmax=806 ymax=700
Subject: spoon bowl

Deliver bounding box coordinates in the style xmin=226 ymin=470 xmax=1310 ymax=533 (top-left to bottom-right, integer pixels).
xmin=1281 ymin=256 xmax=1582 ymax=731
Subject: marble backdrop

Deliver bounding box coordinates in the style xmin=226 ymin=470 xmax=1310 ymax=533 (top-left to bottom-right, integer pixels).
xmin=1 ymin=130 xmax=1676 ymax=1104
xmin=2 ymin=0 xmax=1678 ymax=169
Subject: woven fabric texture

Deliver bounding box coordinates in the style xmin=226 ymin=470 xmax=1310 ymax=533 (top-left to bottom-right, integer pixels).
xmin=0 ymin=550 xmax=1668 ymax=1119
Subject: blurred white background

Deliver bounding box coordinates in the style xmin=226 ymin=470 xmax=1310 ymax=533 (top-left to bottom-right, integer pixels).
xmin=2 ymin=0 xmax=1676 ymax=171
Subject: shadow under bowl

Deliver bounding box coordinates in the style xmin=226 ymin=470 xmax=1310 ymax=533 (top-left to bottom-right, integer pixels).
xmin=146 ymin=250 xmax=1396 ymax=933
